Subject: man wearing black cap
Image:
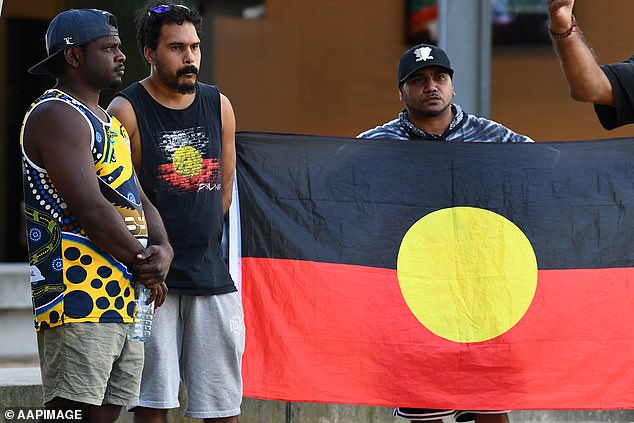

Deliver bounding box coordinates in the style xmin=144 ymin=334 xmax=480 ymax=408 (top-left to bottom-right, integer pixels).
xmin=358 ymin=43 xmax=532 ymax=145
xmin=21 ymin=8 xmax=172 ymax=421
xmin=358 ymin=43 xmax=532 ymax=423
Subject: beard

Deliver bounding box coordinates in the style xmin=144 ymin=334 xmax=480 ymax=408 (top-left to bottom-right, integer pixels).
xmin=155 ymin=60 xmax=198 ymax=94
xmin=420 ymin=108 xmax=444 ymax=118
xmin=109 ymin=78 xmax=123 ymax=90
xmin=418 ymin=101 xmax=451 ymax=118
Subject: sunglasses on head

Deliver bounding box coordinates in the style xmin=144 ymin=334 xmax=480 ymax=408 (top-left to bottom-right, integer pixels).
xmin=148 ymin=4 xmax=190 ymax=16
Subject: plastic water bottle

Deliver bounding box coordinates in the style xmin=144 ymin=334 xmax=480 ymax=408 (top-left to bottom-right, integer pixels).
xmin=128 ymin=282 xmax=154 ymax=342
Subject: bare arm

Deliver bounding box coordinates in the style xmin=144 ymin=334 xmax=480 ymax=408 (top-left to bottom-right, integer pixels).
xmin=220 ymin=93 xmax=237 ymax=215
xmin=136 ymin=182 xmax=172 ymax=306
xmin=23 ymin=101 xmax=145 ymax=265
xmin=108 ymin=96 xmax=172 ymax=305
xmin=547 ymin=0 xmax=614 ymax=106
xmin=108 ymin=96 xmax=143 ymax=171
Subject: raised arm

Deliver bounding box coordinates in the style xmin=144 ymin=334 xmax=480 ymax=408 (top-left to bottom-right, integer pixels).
xmin=220 ymin=93 xmax=237 ymax=215
xmin=547 ymin=0 xmax=614 ymax=106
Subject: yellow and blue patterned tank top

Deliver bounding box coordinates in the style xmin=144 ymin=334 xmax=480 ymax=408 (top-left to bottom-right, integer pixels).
xmin=20 ymin=89 xmax=148 ymax=331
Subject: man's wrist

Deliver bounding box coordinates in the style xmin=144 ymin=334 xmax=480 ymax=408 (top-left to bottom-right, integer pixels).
xmin=550 ymin=15 xmax=580 ymax=40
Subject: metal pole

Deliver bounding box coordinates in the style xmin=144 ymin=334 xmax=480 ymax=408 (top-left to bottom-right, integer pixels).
xmin=438 ymin=0 xmax=492 ymax=117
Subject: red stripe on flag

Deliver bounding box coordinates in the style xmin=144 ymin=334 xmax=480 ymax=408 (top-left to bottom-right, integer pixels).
xmin=241 ymin=257 xmax=634 ymax=409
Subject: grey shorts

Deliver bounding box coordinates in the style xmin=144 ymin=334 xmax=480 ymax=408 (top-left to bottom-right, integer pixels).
xmin=37 ymin=322 xmax=144 ymax=406
xmin=394 ymin=408 xmax=510 ymax=422
xmin=136 ymin=292 xmax=245 ymax=419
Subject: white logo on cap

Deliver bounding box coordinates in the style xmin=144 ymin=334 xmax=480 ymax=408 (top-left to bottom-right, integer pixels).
xmin=64 ymin=37 xmax=75 ymax=45
xmin=414 ymin=46 xmax=434 ymax=62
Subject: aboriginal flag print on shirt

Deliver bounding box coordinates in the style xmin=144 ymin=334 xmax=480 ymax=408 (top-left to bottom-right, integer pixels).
xmin=153 ymin=127 xmax=221 ymax=194
xmin=233 ymin=132 xmax=634 ymax=410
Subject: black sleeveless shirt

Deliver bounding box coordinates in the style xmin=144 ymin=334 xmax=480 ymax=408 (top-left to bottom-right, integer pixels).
xmin=116 ymin=82 xmax=236 ymax=296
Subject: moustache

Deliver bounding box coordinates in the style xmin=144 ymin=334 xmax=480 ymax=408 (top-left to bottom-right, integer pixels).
xmin=176 ymin=66 xmax=199 ymax=77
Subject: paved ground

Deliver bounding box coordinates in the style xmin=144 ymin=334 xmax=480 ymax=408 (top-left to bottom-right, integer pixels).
xmin=1 ymin=359 xmax=632 ymax=423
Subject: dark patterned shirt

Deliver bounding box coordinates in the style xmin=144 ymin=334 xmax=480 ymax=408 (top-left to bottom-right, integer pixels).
xmin=357 ymin=104 xmax=533 ymax=143
xmin=21 ymin=89 xmax=147 ymax=330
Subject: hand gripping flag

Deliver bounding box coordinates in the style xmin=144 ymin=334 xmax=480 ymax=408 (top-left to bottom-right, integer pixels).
xmin=232 ymin=132 xmax=634 ymax=410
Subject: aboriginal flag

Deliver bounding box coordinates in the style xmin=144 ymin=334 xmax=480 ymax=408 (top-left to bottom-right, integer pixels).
xmin=233 ymin=132 xmax=634 ymax=410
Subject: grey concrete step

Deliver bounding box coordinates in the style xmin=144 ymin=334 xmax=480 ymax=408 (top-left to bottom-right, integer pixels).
xmin=0 ymin=264 xmax=37 ymax=358
xmin=0 ymin=306 xmax=38 ymax=357
xmin=0 ymin=263 xmax=30 ymax=309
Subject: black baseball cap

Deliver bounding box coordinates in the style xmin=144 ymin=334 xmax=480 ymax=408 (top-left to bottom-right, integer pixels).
xmin=398 ymin=43 xmax=454 ymax=85
xmin=28 ymin=9 xmax=119 ymax=75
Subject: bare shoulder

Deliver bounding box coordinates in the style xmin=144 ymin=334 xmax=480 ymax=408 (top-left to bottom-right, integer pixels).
xmin=219 ymin=93 xmax=236 ymax=127
xmin=23 ymin=99 xmax=92 ymax=168
xmin=107 ymin=96 xmax=137 ymax=127
xmin=107 ymin=95 xmax=142 ymax=168
xmin=219 ymin=93 xmax=234 ymax=110
xmin=25 ymin=100 xmax=88 ymax=144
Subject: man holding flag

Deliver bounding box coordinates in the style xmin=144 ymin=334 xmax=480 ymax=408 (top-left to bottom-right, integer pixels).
xmin=358 ymin=43 xmax=533 ymax=423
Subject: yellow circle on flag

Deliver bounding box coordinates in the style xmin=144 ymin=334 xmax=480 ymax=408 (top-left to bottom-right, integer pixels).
xmin=397 ymin=207 xmax=537 ymax=343
xmin=173 ymin=146 xmax=202 ymax=178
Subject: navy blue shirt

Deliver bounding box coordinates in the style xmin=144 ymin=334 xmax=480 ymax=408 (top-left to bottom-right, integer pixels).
xmin=116 ymin=82 xmax=236 ymax=296
xmin=595 ymin=55 xmax=634 ymax=130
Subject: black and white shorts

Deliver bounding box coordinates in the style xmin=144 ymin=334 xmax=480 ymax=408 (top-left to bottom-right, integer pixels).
xmin=393 ymin=408 xmax=510 ymax=422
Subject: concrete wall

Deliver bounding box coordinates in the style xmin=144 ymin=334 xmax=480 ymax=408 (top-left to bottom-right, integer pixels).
xmin=0 ymin=264 xmax=37 ymax=359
